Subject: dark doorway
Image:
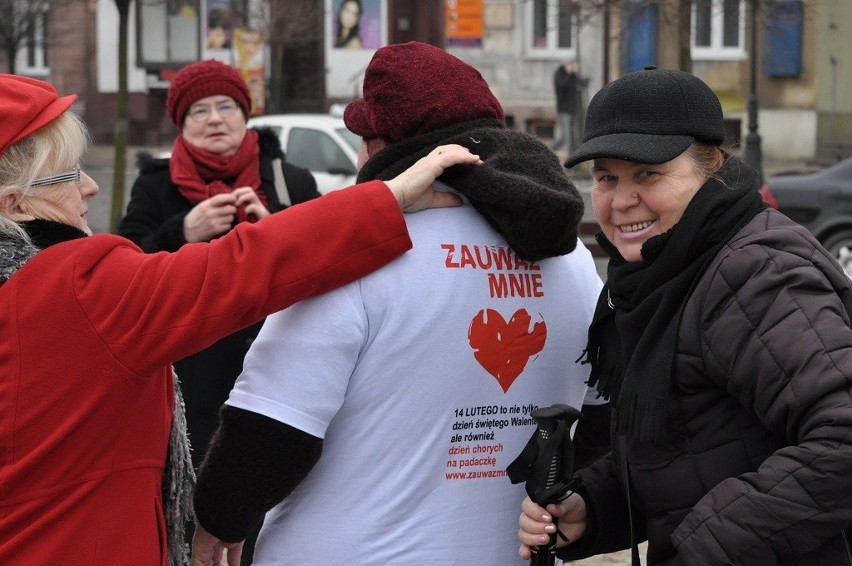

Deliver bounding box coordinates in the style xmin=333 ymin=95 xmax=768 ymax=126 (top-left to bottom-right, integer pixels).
xmin=388 ymin=0 xmax=445 ymax=46
xmin=268 ymin=0 xmax=325 ymax=114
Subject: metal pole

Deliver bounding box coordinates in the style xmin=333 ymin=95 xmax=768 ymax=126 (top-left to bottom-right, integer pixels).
xmin=743 ymin=0 xmax=763 ymax=184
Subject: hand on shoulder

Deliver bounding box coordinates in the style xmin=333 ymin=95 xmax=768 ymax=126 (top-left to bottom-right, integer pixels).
xmin=386 ymin=144 xmax=482 ymax=213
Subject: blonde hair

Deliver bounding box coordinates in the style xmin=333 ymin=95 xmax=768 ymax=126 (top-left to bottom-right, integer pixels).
xmin=0 ymin=112 xmax=90 ymax=242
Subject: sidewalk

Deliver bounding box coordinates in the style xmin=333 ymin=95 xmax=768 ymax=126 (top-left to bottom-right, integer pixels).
xmin=82 ymin=144 xmax=169 ymax=235
xmin=567 ymin=544 xmax=647 ymax=565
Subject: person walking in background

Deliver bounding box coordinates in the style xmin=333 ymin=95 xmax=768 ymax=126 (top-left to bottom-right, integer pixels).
xmin=117 ymin=58 xmax=321 ymax=564
xmin=0 ymin=71 xmax=477 ymax=565
xmin=518 ymin=66 xmax=852 ymax=565
xmin=550 ymin=59 xmax=581 ymax=155
xmin=190 ymin=41 xmax=607 ymax=565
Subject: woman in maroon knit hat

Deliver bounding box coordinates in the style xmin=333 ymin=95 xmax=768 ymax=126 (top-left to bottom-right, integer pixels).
xmin=0 ymin=72 xmax=474 ymax=566
xmin=117 ymin=58 xmax=322 ymax=563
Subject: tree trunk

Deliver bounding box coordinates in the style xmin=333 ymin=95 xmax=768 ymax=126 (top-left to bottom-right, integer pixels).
xmin=678 ymin=0 xmax=692 ymax=73
xmin=110 ymin=0 xmax=130 ymax=233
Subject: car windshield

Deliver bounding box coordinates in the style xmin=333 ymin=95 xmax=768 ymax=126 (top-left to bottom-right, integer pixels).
xmin=337 ymin=128 xmax=361 ymax=152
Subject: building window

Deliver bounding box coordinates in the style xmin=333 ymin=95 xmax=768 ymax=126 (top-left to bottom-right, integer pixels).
xmin=137 ymin=0 xmax=201 ymax=67
xmin=692 ymin=0 xmax=746 ymax=60
xmin=526 ymin=0 xmax=577 ymax=58
xmin=15 ymin=3 xmax=49 ymax=75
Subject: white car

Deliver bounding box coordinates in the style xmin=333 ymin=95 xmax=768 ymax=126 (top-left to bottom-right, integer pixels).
xmin=247 ymin=113 xmax=360 ymax=194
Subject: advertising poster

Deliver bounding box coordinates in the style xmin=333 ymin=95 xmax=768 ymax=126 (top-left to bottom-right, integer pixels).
xmin=233 ymin=28 xmax=265 ymax=115
xmin=206 ymin=1 xmax=234 ymax=51
xmin=446 ymin=0 xmax=484 ymax=47
xmin=331 ymin=0 xmax=381 ymax=50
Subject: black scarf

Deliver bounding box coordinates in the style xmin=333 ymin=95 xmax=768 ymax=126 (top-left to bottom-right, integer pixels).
xmin=22 ymin=218 xmax=88 ymax=243
xmin=582 ymin=158 xmax=767 ymax=443
xmin=357 ymin=118 xmax=585 ymax=261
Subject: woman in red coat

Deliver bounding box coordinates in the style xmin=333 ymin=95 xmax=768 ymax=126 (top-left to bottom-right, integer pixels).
xmin=0 ymin=74 xmax=476 ymax=565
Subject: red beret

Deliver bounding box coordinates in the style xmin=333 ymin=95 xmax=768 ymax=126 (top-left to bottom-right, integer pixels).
xmin=0 ymin=74 xmax=77 ymax=157
xmin=166 ymin=59 xmax=251 ymax=127
xmin=344 ymin=42 xmax=504 ymax=142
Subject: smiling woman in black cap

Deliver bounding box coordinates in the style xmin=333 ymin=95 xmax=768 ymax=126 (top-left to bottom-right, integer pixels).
xmin=518 ymin=66 xmax=852 ymax=565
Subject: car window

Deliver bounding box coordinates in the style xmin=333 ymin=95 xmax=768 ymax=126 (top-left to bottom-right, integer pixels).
xmin=287 ymin=127 xmax=354 ymax=174
xmin=337 ymin=128 xmax=361 ymax=152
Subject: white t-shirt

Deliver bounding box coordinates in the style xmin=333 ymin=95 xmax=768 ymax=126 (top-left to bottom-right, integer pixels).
xmin=227 ymin=201 xmax=604 ymax=565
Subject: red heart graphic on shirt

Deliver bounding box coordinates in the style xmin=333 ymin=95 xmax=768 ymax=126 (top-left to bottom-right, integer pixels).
xmin=467 ymin=308 xmax=547 ymax=393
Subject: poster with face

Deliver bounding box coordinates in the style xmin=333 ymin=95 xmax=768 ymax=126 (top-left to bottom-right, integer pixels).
xmin=206 ymin=1 xmax=234 ymax=51
xmin=331 ymin=0 xmax=380 ymax=49
xmin=233 ymin=28 xmax=265 ymax=115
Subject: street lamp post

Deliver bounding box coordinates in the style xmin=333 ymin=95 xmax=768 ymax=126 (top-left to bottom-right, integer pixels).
xmin=743 ymin=0 xmax=763 ymax=183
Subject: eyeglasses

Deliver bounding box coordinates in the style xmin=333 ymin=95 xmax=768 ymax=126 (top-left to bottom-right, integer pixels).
xmin=30 ymin=164 xmax=81 ymax=187
xmin=187 ymin=101 xmax=240 ymax=122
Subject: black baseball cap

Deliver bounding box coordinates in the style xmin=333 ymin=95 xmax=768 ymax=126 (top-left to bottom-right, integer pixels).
xmin=564 ymin=66 xmax=727 ymax=168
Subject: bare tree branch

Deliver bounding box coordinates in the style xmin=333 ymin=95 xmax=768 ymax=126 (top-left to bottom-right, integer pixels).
xmin=0 ymin=0 xmax=77 ymax=74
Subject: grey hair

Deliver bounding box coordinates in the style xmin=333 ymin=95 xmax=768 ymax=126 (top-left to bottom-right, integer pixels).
xmin=686 ymin=141 xmax=729 ymax=179
xmin=0 ymin=112 xmax=90 ymax=243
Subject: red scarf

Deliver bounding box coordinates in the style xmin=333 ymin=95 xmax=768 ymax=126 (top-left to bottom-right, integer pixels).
xmin=170 ymin=129 xmax=267 ymax=223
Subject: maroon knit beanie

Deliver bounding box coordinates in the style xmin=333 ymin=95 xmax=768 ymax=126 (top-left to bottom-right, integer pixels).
xmin=166 ymin=59 xmax=251 ymax=127
xmin=344 ymin=42 xmax=504 ymax=143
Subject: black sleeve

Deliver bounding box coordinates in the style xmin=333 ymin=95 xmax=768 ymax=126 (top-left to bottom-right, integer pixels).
xmin=556 ymin=457 xmax=638 ymax=561
xmin=193 ymin=405 xmax=322 ymax=543
xmin=254 ymin=126 xmax=321 ymax=206
xmin=118 ymin=172 xmax=189 ymax=252
xmin=573 ymin=402 xmax=612 ymax=469
xmin=282 ymin=161 xmax=321 ymax=205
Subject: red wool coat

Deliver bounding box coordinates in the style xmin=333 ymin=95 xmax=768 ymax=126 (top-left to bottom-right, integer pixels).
xmin=0 ymin=182 xmax=410 ymax=565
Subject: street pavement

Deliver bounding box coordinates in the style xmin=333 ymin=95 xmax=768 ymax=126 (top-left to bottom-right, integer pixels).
xmin=82 ymin=144 xmax=168 ymax=236
xmin=568 ymin=546 xmax=646 ymax=565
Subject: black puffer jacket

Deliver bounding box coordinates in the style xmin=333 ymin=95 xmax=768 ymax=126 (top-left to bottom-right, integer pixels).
xmin=118 ymin=128 xmax=319 ymax=253
xmin=561 ymin=210 xmax=852 ymax=565
xmin=117 ymin=127 xmax=320 ymax=470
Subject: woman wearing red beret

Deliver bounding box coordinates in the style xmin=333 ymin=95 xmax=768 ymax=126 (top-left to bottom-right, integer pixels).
xmin=0 ymin=73 xmax=474 ymax=565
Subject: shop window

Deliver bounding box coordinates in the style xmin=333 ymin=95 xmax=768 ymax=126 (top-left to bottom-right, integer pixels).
xmin=137 ymin=0 xmax=201 ymax=67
